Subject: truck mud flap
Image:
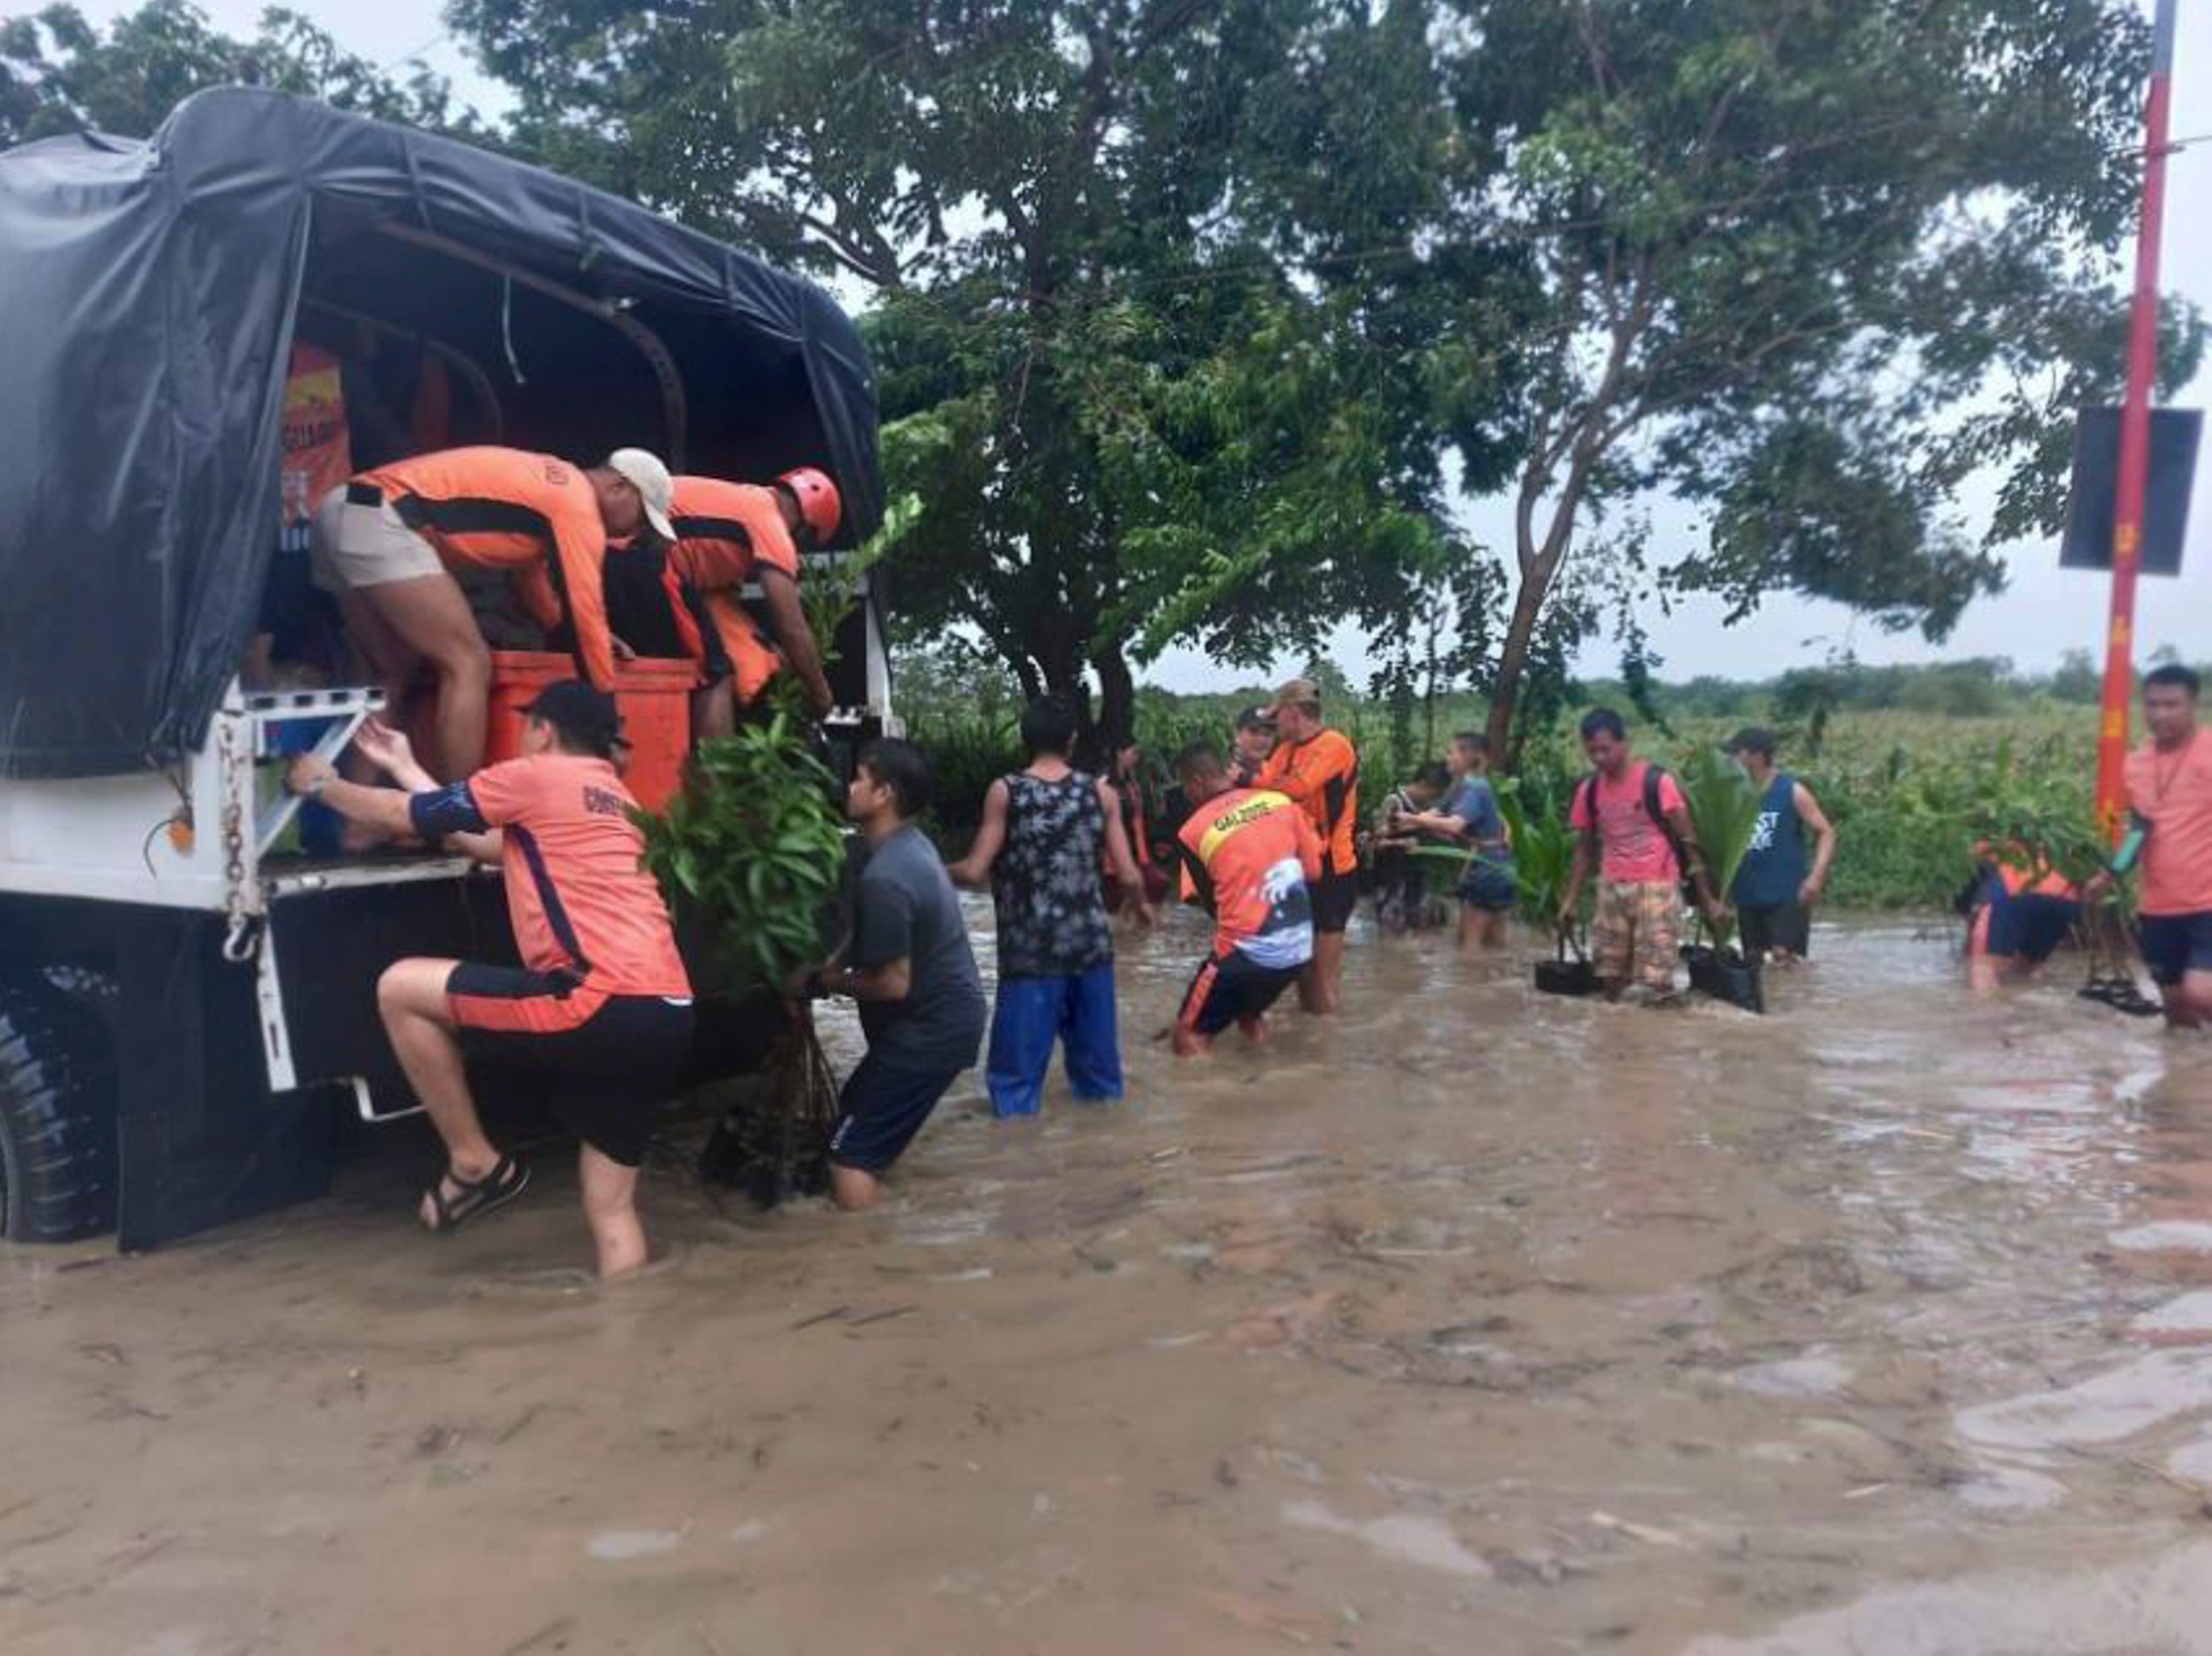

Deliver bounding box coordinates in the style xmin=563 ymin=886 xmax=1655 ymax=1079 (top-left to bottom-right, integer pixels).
xmin=113 ymin=911 xmax=337 ymax=1250
xmin=269 ymin=875 xmax=513 ymax=1112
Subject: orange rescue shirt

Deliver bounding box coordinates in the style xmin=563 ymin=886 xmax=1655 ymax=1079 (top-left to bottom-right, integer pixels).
xmin=1259 ymin=727 xmax=1361 ymax=877
xmin=1176 ymin=787 xmax=1323 ymax=965
xmin=667 ymin=477 xmax=803 ymax=704
xmin=2125 ymin=729 xmax=2212 ymax=916
xmin=357 ymin=447 xmax=616 ymax=689
xmin=458 ymin=754 xmax=692 ymax=999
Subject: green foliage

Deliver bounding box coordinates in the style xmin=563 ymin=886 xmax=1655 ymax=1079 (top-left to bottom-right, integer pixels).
xmin=444 ymin=0 xmax=1528 ymax=748
xmin=1 ymin=1 xmax=472 ymax=146
xmin=1448 ymin=0 xmax=2202 ymax=756
xmin=636 ymin=713 xmax=849 ymax=994
xmin=1494 ymin=777 xmax=1580 ymax=935
xmin=1675 ymin=746 xmax=1763 ymax=946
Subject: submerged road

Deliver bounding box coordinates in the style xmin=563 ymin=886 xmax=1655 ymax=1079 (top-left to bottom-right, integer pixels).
xmin=5 ymin=909 xmax=2212 ymax=1655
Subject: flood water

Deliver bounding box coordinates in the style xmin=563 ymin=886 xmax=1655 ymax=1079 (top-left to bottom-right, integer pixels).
xmin=7 ymin=909 xmax=2212 ymax=1656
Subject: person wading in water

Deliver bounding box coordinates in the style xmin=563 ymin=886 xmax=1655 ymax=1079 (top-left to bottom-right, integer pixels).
xmin=1403 ymin=731 xmax=1517 ymax=950
xmin=2089 ymin=664 xmax=2212 ymax=1028
xmin=1558 ymin=709 xmax=1726 ymax=1001
xmin=950 ymin=699 xmax=1151 ymax=1117
xmin=1724 ymin=727 xmax=1837 ymax=967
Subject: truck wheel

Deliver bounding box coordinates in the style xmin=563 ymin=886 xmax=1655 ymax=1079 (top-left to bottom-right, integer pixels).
xmin=0 ymin=971 xmax=119 ymax=1241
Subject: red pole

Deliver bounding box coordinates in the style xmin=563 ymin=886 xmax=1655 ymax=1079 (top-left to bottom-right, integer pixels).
xmin=2095 ymin=0 xmax=2177 ymax=832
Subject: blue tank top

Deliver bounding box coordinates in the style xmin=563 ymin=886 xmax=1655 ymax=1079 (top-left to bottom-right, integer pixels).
xmin=1732 ymin=772 xmax=1808 ymax=906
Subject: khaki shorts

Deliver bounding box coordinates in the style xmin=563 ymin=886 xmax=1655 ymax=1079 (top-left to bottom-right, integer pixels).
xmin=309 ymin=486 xmax=443 ymax=592
xmin=1593 ymin=879 xmax=1680 ymax=992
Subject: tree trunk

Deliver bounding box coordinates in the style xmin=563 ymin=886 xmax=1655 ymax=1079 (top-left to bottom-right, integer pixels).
xmin=1091 ymin=644 xmax=1136 ymax=760
xmin=1486 ymin=558 xmax=1554 ymax=772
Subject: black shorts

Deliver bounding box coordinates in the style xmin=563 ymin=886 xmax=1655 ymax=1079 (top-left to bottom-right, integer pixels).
xmin=1980 ymin=885 xmax=2079 ymax=965
xmin=829 ymin=1053 xmax=966 ymax=1173
xmin=2139 ymin=909 xmax=2212 ymax=988
xmin=448 ymin=964 xmax=694 ymax=1167
xmin=1737 ymin=901 xmax=1811 ymax=958
xmin=1310 ymin=871 xmax=1359 ymax=935
xmin=1177 ymin=949 xmax=1303 ymax=1037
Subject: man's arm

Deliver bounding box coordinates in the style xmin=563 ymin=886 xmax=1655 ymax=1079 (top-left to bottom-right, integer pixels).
xmin=348 ymin=722 xmax=502 ymax=862
xmin=947 ymin=780 xmax=1010 ymax=889
xmin=1098 ymin=777 xmax=1152 ymax=922
xmin=1263 ymin=737 xmax=1349 ymax=808
xmin=1794 ymin=782 xmax=1836 ymax=903
xmin=1176 ymin=836 xmax=1214 ymax=912
xmin=285 ymin=757 xmax=416 ymax=839
xmin=758 ymin=568 xmax=834 ymax=716
xmin=817 ymin=956 xmax=912 ymax=1002
xmin=1560 ymin=832 xmax=1593 ymax=924
xmin=553 ymin=516 xmax=618 ymax=690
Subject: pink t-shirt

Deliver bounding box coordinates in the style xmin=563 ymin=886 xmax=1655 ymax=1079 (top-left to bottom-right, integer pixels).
xmin=1570 ymin=760 xmax=1687 ymax=884
xmin=2124 ymin=729 xmax=2212 ymax=916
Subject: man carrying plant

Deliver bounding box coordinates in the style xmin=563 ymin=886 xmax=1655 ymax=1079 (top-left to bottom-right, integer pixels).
xmin=949 ymin=699 xmax=1151 ymax=1118
xmin=1558 ymin=709 xmax=1726 ymax=1000
xmin=2089 ymin=664 xmax=2212 ymax=1029
xmin=1171 ymin=743 xmax=1323 ymax=1056
xmin=283 ymin=683 xmax=694 ymax=1279
xmin=1724 ymin=728 xmax=1837 ymax=967
xmin=1403 ymin=731 xmax=1518 ymax=950
xmin=1257 ymin=679 xmax=1360 ymax=1014
xmin=800 ymin=739 xmax=987 ymax=1207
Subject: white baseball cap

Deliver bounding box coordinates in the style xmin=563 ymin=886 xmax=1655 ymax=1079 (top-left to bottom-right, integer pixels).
xmin=603 ymin=447 xmax=676 ymax=541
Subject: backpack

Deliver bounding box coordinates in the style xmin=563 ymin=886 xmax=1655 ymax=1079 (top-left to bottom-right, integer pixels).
xmin=1575 ymin=763 xmax=1694 ymax=894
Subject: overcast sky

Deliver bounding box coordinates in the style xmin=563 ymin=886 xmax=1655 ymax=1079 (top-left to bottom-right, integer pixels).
xmin=68 ymin=0 xmax=2212 ymax=687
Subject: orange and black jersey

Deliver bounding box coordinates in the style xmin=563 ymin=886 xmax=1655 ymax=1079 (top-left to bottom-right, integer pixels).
xmin=1258 ymin=728 xmax=1360 ymax=876
xmin=664 ymin=477 xmax=802 ymax=703
xmin=1176 ymin=788 xmax=1323 ymax=969
xmin=355 ymin=447 xmax=616 ymax=689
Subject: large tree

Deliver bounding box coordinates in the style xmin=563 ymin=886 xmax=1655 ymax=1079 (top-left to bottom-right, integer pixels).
xmin=1436 ymin=0 xmax=2203 ymax=757
xmin=449 ymin=0 xmax=1528 ymax=748
xmin=1 ymin=1 xmax=467 ymax=145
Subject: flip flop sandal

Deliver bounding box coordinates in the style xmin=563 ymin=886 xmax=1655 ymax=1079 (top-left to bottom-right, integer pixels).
xmin=421 ymin=1155 xmax=531 ymax=1233
xmin=2079 ymin=977 xmax=2164 ymax=1018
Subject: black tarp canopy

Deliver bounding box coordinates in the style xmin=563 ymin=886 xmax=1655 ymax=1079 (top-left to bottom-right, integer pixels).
xmin=0 ymin=87 xmax=882 ymax=779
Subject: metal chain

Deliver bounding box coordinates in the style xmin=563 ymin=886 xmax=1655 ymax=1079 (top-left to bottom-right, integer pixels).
xmin=217 ymin=714 xmax=258 ymax=963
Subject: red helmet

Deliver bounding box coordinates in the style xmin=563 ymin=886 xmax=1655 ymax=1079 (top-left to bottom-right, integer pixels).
xmin=778 ymin=466 xmax=842 ymax=545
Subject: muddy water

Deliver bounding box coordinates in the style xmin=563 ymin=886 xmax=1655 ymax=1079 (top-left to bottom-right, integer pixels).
xmin=7 ymin=911 xmax=2212 ymax=1656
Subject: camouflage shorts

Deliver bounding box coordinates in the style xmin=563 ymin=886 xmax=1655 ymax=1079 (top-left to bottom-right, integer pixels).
xmin=1593 ymin=879 xmax=1681 ymax=992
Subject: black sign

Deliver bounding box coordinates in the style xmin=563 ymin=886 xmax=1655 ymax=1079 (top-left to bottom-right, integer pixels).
xmin=2059 ymin=406 xmax=2201 ymax=576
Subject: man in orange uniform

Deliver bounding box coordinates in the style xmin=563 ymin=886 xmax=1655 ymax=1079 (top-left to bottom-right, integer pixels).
xmin=659 ymin=468 xmax=842 ymax=730
xmin=1257 ymin=678 xmax=1360 ymax=1013
xmin=1171 ymin=742 xmax=1323 ymax=1056
xmin=310 ymin=445 xmax=676 ymax=779
xmin=284 ymin=682 xmax=694 ymax=1278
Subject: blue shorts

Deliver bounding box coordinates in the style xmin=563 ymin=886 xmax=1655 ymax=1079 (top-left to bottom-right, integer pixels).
xmin=2139 ymin=910 xmax=2212 ymax=987
xmin=828 ymin=1054 xmax=965 ymax=1173
xmin=1458 ymin=861 xmax=1517 ymax=914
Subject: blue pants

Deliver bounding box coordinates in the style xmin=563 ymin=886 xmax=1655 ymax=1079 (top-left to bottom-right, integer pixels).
xmin=986 ymin=965 xmax=1122 ymax=1118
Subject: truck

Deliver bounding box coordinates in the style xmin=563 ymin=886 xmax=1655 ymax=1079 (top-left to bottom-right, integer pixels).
xmin=0 ymin=89 xmax=888 ymax=1249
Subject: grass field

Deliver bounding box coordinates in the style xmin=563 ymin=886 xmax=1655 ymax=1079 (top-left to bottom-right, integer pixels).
xmin=899 ymin=664 xmax=2105 ymax=912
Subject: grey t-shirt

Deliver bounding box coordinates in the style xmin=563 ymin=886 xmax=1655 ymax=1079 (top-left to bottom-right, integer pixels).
xmin=852 ymin=825 xmax=987 ymax=1072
